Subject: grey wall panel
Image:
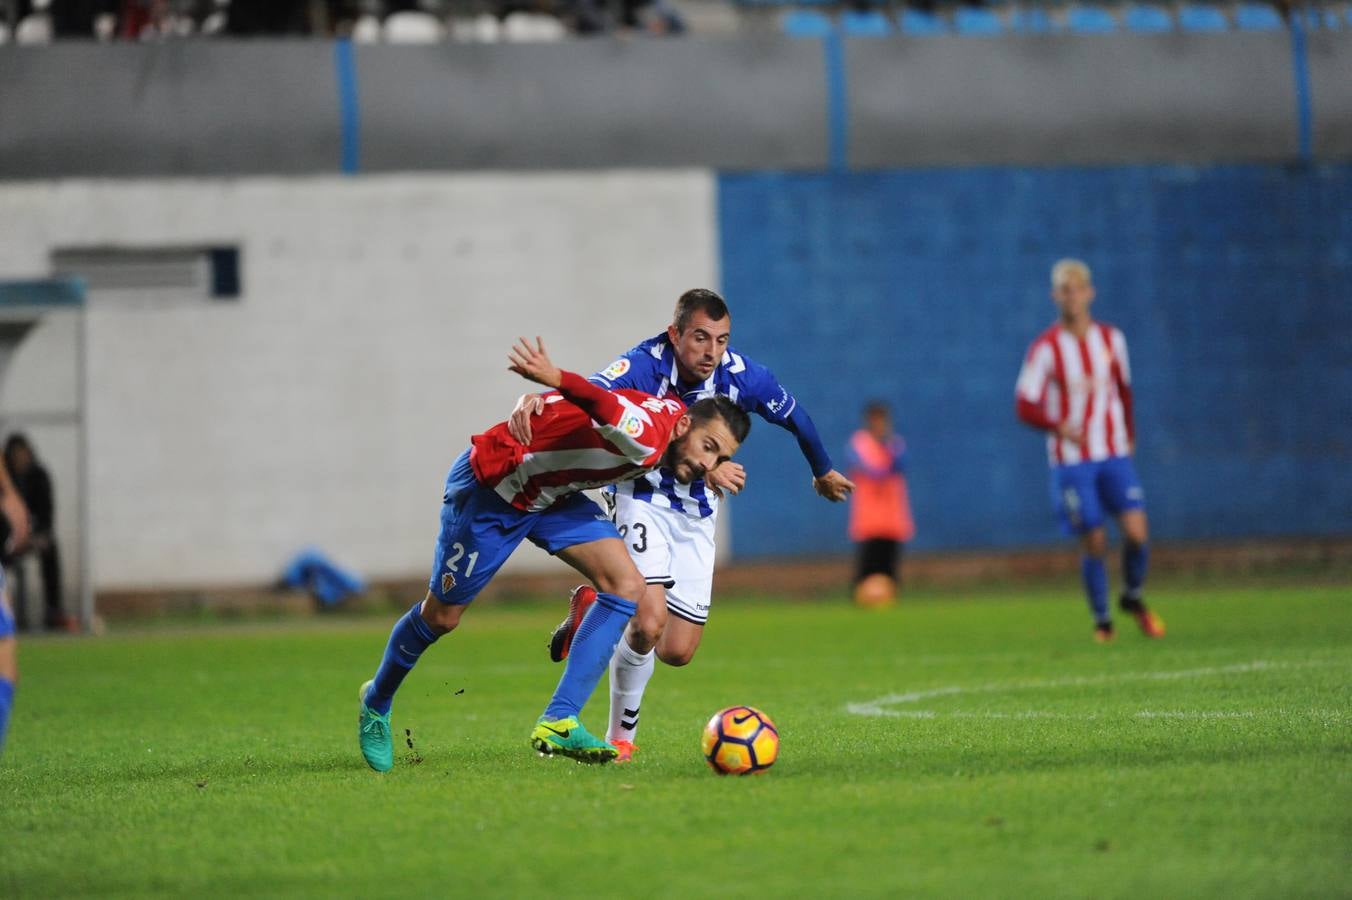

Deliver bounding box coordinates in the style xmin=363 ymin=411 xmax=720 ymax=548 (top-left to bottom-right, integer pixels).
xmin=1309 ymin=33 xmax=1352 ymax=159
xmin=847 ymin=34 xmax=1299 ymax=167
xmin=355 ymin=39 xmax=828 ymax=171
xmin=0 ymin=43 xmax=341 ymax=178
xmin=3 ymin=34 xmax=1351 ymax=179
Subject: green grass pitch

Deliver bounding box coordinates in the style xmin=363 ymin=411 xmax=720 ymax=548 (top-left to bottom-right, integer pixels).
xmin=2 ymin=580 xmax=1348 ymax=898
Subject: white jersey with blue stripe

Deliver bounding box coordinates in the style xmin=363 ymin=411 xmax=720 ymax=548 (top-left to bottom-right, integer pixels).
xmin=588 ymin=334 xmax=804 ymax=520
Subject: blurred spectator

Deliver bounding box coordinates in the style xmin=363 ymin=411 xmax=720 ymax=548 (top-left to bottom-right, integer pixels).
xmin=502 ymin=0 xmax=566 ymax=41
xmin=225 ymin=0 xmax=310 ymax=34
xmin=618 ymin=0 xmax=684 ymax=34
xmin=2 ymin=434 xmax=69 ymax=632
xmin=15 ymin=0 xmax=53 ymax=43
xmin=844 ymin=402 xmax=915 ymax=607
xmin=383 ymin=6 xmax=444 ymax=40
xmin=34 ymin=0 xmax=119 ymax=37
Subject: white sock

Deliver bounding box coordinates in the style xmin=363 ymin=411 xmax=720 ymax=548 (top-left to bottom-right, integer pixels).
xmin=607 ymin=639 xmax=655 ymax=743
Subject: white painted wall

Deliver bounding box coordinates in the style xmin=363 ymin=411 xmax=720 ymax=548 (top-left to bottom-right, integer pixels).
xmin=0 ymin=172 xmax=720 ymax=589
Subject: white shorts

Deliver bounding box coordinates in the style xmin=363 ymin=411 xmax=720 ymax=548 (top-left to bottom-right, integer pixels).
xmin=611 ymin=492 xmax=716 ymax=626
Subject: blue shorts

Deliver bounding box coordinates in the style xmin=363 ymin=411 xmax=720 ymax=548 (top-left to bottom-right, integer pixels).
xmin=426 ymin=449 xmax=621 ymax=605
xmin=1051 ymin=456 xmax=1145 ymax=535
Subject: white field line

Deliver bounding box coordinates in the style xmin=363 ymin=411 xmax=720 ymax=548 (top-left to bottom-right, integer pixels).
xmin=845 ymin=660 xmax=1338 ymax=719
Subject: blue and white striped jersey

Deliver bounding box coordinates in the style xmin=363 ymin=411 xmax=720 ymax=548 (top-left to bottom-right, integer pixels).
xmin=589 ymin=333 xmax=833 ymax=519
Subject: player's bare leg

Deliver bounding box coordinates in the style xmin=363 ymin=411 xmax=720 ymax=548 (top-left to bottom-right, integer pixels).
xmin=655 ymin=615 xmax=704 ymax=667
xmin=1116 ymin=510 xmax=1163 ymax=637
xmin=0 ymin=636 xmax=15 ymax=684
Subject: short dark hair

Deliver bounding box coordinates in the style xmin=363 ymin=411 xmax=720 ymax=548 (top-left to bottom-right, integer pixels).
xmin=687 ymin=395 xmax=751 ymax=444
xmin=673 ymin=288 xmax=729 ymax=334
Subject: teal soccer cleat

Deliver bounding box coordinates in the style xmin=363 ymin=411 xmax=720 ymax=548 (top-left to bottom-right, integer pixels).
xmin=358 ymin=680 xmax=394 ymax=772
xmin=529 ymin=716 xmax=618 ymax=764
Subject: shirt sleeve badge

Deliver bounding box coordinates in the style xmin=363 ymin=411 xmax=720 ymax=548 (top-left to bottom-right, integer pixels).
xmin=600 ymin=358 xmax=631 ymax=381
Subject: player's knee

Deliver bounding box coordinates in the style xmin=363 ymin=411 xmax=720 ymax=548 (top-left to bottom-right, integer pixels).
xmin=418 ymin=593 xmax=466 ymax=634
xmin=1082 ymin=528 xmax=1108 ymax=557
xmin=593 ymin=570 xmax=646 ymax=605
xmin=632 ymin=605 xmax=667 ymax=648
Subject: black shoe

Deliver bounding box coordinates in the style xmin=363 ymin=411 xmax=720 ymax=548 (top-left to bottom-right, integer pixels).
xmin=1118 ymin=593 xmax=1145 ymax=614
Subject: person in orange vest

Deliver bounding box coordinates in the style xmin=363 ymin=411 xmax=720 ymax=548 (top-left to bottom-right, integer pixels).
xmin=845 ymin=402 xmax=915 ymax=606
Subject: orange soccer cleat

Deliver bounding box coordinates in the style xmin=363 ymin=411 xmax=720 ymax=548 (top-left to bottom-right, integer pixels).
xmin=1093 ymin=622 xmax=1116 ymax=643
xmin=548 ymin=585 xmax=598 ymax=662
xmin=1120 ymin=595 xmax=1166 ymax=639
xmin=609 ymin=739 xmax=638 ymax=763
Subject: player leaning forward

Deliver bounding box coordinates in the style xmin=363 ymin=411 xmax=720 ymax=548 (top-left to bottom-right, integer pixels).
xmin=356 ymin=337 xmax=749 ymax=769
xmin=1015 ymin=259 xmax=1165 ymax=642
xmin=512 ymin=289 xmax=854 ymax=762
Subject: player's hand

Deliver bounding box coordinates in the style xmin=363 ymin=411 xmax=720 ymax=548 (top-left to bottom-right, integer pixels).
xmin=507 ymin=336 xmax=562 ymax=389
xmin=508 ymin=393 xmax=546 ymax=444
xmin=705 ymin=461 xmax=747 ymax=499
xmin=1055 ymin=419 xmax=1083 ymax=443
xmin=813 ymin=470 xmax=854 ymax=502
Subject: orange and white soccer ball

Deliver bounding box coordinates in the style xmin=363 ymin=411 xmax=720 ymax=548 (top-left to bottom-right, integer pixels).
xmin=701 ymin=706 xmax=779 ymax=775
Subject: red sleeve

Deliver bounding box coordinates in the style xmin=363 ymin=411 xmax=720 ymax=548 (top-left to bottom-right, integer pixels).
xmin=556 ymin=370 xmax=625 ymax=425
xmin=1119 ymin=382 xmax=1135 ymax=445
xmin=1016 ymin=396 xmax=1059 ymax=432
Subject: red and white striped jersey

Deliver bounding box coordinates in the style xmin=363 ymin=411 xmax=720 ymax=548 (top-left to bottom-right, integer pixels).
xmin=1015 ymin=322 xmax=1135 ymax=466
xmin=470 ymin=370 xmax=687 ymax=512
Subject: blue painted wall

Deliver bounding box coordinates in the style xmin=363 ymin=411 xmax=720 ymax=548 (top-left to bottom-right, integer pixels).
xmin=718 ymin=164 xmax=1352 ymax=558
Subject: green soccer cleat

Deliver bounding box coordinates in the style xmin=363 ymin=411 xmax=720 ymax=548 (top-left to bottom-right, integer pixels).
xmin=530 ymin=716 xmax=618 ymax=764
xmin=358 ymin=680 xmax=394 ymax=773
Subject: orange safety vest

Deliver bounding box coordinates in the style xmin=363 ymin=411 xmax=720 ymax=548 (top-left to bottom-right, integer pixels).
xmin=847 ymin=429 xmax=915 ymax=543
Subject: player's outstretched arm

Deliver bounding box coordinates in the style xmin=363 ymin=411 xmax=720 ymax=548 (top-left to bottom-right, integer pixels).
xmin=507 ymin=336 xmax=562 ymax=389
xmin=813 ymin=469 xmax=855 ymax=503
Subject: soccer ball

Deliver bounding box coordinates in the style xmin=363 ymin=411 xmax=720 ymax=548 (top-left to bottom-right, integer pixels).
xmin=701 ymin=706 xmax=779 ymax=775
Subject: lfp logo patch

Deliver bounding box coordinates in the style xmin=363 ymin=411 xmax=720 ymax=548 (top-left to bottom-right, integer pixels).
xmin=620 ymin=413 xmax=645 ymax=438
xmin=601 ymin=358 xmax=631 ymax=381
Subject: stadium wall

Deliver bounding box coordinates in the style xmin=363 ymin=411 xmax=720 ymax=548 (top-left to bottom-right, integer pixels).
xmin=0 ymin=173 xmax=718 ymax=588
xmin=721 ymin=164 xmax=1352 ymax=558
xmin=2 ymin=33 xmax=1352 ymax=176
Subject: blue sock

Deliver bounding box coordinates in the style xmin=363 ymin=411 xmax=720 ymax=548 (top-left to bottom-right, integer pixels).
xmin=543 ymin=592 xmax=637 ymax=722
xmin=1123 ymin=542 xmax=1149 ymax=599
xmin=0 ymin=677 xmax=13 ymax=756
xmin=1081 ymin=555 xmax=1110 ymax=624
xmin=366 ymin=603 xmax=441 ymax=715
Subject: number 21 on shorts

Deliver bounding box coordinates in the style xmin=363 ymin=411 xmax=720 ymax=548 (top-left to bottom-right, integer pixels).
xmin=441 ymin=542 xmax=479 ymax=593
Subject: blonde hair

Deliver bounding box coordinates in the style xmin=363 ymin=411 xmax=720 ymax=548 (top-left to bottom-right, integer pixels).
xmin=1051 ymin=258 xmax=1092 ymax=287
